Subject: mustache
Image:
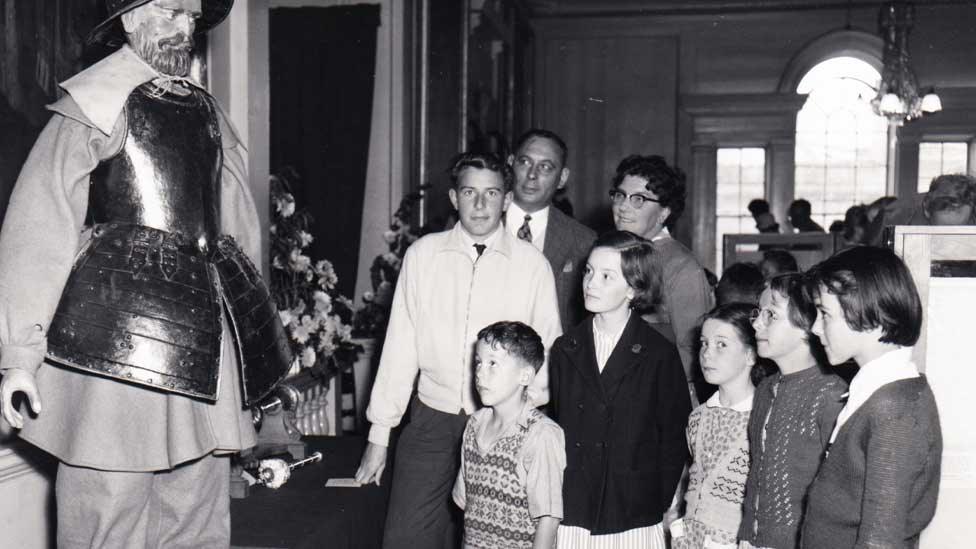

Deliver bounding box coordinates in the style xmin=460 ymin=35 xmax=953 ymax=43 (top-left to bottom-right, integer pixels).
xmin=158 ymin=34 xmax=193 ymax=50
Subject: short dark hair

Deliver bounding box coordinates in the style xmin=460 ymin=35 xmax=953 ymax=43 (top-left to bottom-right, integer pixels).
xmin=769 ymin=272 xmax=829 ymax=366
xmin=513 ymin=129 xmax=568 ymax=166
xmin=805 ymin=246 xmax=922 ymax=346
xmin=843 ymin=204 xmax=868 ymax=242
xmin=788 ymin=199 xmax=812 ymax=219
xmin=449 ymin=152 xmax=514 ymax=191
xmin=923 ymin=173 xmax=976 ymax=213
xmin=477 ymin=321 xmax=545 ymax=371
xmin=716 ymin=262 xmax=765 ymax=306
xmin=590 ymin=230 xmax=661 ymax=312
xmin=610 ymin=155 xmax=686 ymax=228
xmin=702 ymin=303 xmax=773 ymax=385
xmin=761 ymin=250 xmax=799 ymax=276
xmin=747 ymin=199 xmax=770 ymax=216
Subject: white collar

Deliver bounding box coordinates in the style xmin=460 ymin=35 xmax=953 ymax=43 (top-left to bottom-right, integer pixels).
xmin=650 ymin=226 xmax=671 ymax=242
xmin=705 ymin=389 xmax=754 ymax=412
xmin=456 ymin=223 xmax=502 ymax=256
xmin=508 ymin=202 xmax=550 ymax=226
xmin=59 ymin=45 xmax=164 ymax=136
xmin=845 ymin=346 xmax=918 ymax=402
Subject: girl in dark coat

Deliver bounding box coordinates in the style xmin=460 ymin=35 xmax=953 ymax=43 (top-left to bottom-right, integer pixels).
xmin=549 ymin=230 xmax=692 ymax=548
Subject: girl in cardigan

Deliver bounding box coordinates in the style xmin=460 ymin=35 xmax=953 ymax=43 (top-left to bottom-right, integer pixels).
xmin=549 ymin=230 xmax=691 ymax=548
xmin=801 ymin=247 xmax=941 ymax=548
xmin=672 ymin=303 xmax=759 ymax=549
xmin=738 ymin=274 xmax=847 ymax=549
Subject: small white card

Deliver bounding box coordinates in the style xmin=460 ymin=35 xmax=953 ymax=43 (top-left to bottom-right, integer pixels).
xmin=325 ymin=477 xmax=362 ymax=488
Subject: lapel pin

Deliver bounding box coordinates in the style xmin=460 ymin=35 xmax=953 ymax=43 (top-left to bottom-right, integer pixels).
xmin=631 ymin=344 xmax=642 ymax=354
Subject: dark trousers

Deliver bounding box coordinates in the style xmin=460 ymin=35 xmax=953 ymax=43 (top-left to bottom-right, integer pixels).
xmin=382 ymin=399 xmax=468 ymax=549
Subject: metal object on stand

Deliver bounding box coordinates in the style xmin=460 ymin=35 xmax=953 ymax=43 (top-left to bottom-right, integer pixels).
xmin=253 ymin=451 xmax=324 ymax=489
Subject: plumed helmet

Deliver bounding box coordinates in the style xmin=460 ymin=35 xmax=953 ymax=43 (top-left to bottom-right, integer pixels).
xmin=87 ymin=0 xmax=234 ymax=47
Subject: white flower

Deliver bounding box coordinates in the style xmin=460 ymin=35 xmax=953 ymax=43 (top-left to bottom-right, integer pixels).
xmin=300 ymin=346 xmax=317 ymax=368
xmin=337 ymin=295 xmax=354 ymax=309
xmin=288 ymin=249 xmax=312 ymax=272
xmin=272 ymin=255 xmax=285 ymax=270
xmin=290 ymin=314 xmax=317 ymax=344
xmin=278 ymin=308 xmax=295 ymax=327
xmin=362 ymin=291 xmax=375 ymax=303
xmin=382 ymin=230 xmax=398 ymax=244
xmin=337 ymin=322 xmax=353 ymax=342
xmin=314 ymin=260 xmax=338 ymax=291
xmin=270 ymin=224 xmax=277 ymax=235
xmin=298 ymin=230 xmax=314 ymax=248
xmin=313 ymin=291 xmax=332 ymax=313
xmin=275 ymin=193 xmax=296 ymax=217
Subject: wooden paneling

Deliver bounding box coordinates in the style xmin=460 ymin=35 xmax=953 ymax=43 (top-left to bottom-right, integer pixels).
xmin=534 ymin=34 xmax=678 ymax=230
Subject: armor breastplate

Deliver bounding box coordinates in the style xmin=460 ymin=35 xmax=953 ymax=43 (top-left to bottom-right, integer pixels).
xmin=89 ymin=83 xmax=222 ymax=249
xmin=47 ymin=85 xmax=292 ymax=405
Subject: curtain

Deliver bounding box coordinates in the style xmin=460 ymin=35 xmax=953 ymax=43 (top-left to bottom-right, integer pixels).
xmin=270 ymin=5 xmax=380 ymax=298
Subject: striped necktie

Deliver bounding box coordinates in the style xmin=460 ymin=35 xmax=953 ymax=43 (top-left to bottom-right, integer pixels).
xmin=517 ymin=214 xmax=532 ymax=242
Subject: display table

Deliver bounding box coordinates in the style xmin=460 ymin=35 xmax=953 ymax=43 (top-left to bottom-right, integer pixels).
xmin=231 ymin=436 xmax=389 ymax=549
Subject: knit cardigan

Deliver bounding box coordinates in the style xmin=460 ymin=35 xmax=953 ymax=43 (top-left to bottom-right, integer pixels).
xmin=801 ymin=377 xmax=942 ymax=549
xmin=738 ymin=367 xmax=847 ymax=549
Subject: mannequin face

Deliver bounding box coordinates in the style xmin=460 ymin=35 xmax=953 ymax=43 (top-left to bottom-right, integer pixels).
xmin=123 ymin=0 xmax=202 ymax=76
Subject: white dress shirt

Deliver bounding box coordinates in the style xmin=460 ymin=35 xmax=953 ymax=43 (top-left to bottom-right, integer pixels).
xmin=506 ymin=202 xmax=550 ymax=251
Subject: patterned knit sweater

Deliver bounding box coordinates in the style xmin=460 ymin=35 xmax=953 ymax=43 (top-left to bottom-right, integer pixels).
xmin=675 ymin=395 xmax=752 ymax=549
xmin=457 ymin=407 xmax=565 ymax=548
xmin=801 ymin=377 xmax=942 ymax=549
xmin=738 ymin=367 xmax=847 ymax=549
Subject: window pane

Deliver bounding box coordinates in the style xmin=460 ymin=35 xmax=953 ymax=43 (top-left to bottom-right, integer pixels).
xmin=795 ymin=57 xmax=887 ymax=232
xmin=715 ymin=147 xmax=765 ymax=271
xmin=918 ymin=142 xmax=970 ymax=192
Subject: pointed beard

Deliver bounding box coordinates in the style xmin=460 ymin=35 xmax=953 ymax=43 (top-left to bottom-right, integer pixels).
xmin=131 ymin=31 xmax=194 ymax=77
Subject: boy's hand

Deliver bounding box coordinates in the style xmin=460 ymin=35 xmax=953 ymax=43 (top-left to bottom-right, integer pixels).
xmin=355 ymin=442 xmax=387 ymax=486
xmin=0 ymin=368 xmax=42 ymax=429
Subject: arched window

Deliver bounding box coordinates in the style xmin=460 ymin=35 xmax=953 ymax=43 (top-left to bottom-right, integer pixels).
xmin=794 ymin=57 xmax=887 ymax=230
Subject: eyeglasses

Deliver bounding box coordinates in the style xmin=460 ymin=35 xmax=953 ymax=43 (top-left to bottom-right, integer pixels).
xmin=609 ymin=189 xmax=661 ymax=209
xmin=750 ymin=308 xmax=779 ymax=326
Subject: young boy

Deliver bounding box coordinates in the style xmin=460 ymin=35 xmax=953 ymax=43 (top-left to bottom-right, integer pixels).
xmin=802 ymin=246 xmax=942 ymax=549
xmin=453 ymin=321 xmax=565 ymax=549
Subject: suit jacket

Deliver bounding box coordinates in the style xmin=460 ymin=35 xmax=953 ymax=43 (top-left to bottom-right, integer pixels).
xmin=548 ymin=313 xmax=691 ymax=534
xmin=543 ymin=207 xmax=597 ymax=332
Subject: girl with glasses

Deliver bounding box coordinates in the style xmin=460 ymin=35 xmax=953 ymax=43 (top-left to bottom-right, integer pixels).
xmin=671 ymin=303 xmax=761 ymax=549
xmin=737 ymin=274 xmax=847 ymax=549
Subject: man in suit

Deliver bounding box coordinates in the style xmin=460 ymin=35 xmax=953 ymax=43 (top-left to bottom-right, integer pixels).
xmin=507 ymin=129 xmax=597 ymax=332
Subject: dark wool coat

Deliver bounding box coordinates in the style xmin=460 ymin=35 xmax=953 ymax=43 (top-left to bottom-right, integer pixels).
xmin=548 ymin=313 xmax=691 ymax=535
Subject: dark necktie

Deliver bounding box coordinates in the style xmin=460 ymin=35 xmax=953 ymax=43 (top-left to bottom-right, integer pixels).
xmin=517 ymin=214 xmax=532 ymax=242
xmin=474 ymin=243 xmax=487 ymax=257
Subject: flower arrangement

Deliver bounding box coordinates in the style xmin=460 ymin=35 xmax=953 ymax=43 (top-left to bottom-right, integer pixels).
xmin=270 ymin=168 xmax=361 ymax=373
xmin=352 ymin=187 xmax=427 ymax=338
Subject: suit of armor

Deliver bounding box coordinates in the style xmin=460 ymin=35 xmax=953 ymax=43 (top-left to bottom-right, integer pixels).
xmin=48 ymin=82 xmax=291 ymax=403
xmin=0 ymin=40 xmax=284 ymax=545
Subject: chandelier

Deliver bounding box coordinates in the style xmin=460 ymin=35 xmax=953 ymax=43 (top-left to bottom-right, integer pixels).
xmin=872 ymin=1 xmax=941 ymax=124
